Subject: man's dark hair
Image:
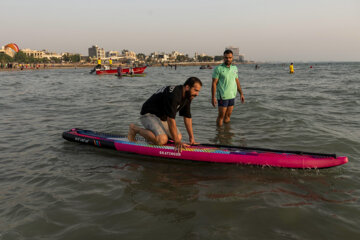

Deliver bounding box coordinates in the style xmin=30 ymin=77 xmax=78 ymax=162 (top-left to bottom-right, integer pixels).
xmin=224 ymin=49 xmax=233 ymax=55
xmin=184 ymin=77 xmax=202 ymax=87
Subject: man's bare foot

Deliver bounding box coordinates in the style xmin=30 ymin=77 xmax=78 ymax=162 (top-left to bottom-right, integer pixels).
xmin=128 ymin=123 xmax=139 ymax=142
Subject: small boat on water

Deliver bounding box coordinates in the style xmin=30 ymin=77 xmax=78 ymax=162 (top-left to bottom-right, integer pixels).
xmin=95 ymin=66 xmax=147 ymax=75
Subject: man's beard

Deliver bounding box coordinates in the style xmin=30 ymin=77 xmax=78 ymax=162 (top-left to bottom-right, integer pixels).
xmin=225 ymin=60 xmax=232 ymax=65
xmin=185 ymin=90 xmax=193 ymax=101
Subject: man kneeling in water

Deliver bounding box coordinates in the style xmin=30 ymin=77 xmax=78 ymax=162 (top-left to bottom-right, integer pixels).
xmin=128 ymin=77 xmax=202 ymax=152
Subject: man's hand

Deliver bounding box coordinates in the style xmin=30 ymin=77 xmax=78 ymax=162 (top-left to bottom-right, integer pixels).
xmin=174 ymin=140 xmax=188 ymax=153
xmin=240 ymin=94 xmax=245 ymax=103
xmin=211 ymin=97 xmax=217 ymax=107
xmin=189 ymin=136 xmax=199 ymax=145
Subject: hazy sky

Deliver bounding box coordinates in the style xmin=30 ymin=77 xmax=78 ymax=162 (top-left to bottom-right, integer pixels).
xmin=1 ymin=0 xmax=359 ymax=61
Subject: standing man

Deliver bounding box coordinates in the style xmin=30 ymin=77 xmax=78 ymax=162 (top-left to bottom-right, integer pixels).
xmin=116 ymin=64 xmax=123 ymax=78
xmin=128 ymin=77 xmax=202 ymax=152
xmin=211 ymin=49 xmax=245 ymax=126
xmin=90 ymin=57 xmax=102 ymax=74
xmin=109 ymin=58 xmax=113 ymax=69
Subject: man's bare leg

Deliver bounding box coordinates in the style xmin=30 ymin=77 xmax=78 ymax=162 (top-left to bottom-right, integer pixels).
xmin=128 ymin=123 xmax=138 ymax=142
xmin=217 ymin=107 xmax=227 ymax=126
xmin=128 ymin=123 xmax=155 ymax=142
xmin=128 ymin=123 xmax=168 ymax=145
xmin=224 ymin=106 xmax=234 ymax=123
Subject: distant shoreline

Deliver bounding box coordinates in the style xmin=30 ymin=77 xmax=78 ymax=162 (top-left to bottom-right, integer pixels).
xmin=0 ymin=61 xmax=256 ymax=72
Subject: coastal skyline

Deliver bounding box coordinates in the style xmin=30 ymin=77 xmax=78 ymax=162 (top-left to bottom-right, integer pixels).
xmin=1 ymin=0 xmax=359 ymax=62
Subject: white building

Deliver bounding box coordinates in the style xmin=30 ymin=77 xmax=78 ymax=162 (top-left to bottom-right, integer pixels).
xmin=168 ymin=51 xmax=184 ymax=62
xmin=42 ymin=50 xmax=62 ymax=59
xmin=122 ymin=50 xmax=137 ymax=61
xmin=194 ymin=52 xmax=208 ymax=61
xmin=158 ymin=53 xmax=169 ymax=62
xmin=106 ymin=51 xmax=120 ymax=58
xmin=21 ymin=48 xmax=44 ymax=58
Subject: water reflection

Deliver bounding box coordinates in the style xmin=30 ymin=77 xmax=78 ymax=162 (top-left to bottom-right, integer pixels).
xmin=211 ymin=123 xmax=235 ymax=145
xmin=87 ymin=159 xmax=357 ymax=208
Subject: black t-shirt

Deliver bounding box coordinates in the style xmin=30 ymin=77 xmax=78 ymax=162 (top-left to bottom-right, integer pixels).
xmin=140 ymin=85 xmax=191 ymax=121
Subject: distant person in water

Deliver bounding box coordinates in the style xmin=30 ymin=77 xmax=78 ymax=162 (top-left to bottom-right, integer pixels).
xmin=117 ymin=65 xmax=122 ymax=78
xmin=212 ymin=49 xmax=245 ymax=126
xmin=129 ymin=67 xmax=134 ymax=75
xmin=128 ymin=77 xmax=202 ymax=152
xmin=289 ymin=63 xmax=294 ymax=74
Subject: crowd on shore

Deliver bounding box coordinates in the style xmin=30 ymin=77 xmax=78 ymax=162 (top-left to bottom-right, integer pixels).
xmin=1 ymin=62 xmax=51 ymax=70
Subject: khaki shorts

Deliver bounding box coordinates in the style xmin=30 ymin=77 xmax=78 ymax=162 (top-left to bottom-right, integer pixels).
xmin=140 ymin=113 xmax=180 ymax=138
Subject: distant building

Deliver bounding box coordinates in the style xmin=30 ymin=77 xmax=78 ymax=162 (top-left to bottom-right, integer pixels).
xmin=194 ymin=52 xmax=210 ymax=62
xmin=168 ymin=51 xmax=183 ymax=62
xmin=156 ymin=53 xmax=168 ymax=62
xmin=106 ymin=51 xmax=120 ymax=58
xmin=225 ymin=46 xmax=242 ymax=62
xmin=194 ymin=52 xmax=198 ymax=60
xmin=123 ymin=50 xmax=136 ymax=59
xmin=148 ymin=52 xmax=158 ymax=62
xmin=170 ymin=51 xmax=182 ymax=58
xmin=239 ymin=54 xmax=245 ymax=62
xmin=88 ymin=45 xmax=105 ymax=59
xmin=61 ymin=52 xmax=79 ymax=57
xmin=21 ymin=48 xmax=44 ymax=58
xmin=42 ymin=50 xmax=62 ymax=59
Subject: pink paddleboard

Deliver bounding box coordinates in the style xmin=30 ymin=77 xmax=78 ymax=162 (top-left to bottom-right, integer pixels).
xmin=62 ymin=129 xmax=348 ymax=169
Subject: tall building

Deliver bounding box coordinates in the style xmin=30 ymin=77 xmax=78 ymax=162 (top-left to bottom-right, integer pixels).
xmin=88 ymin=45 xmax=105 ymax=59
xmin=225 ymin=46 xmax=241 ymax=62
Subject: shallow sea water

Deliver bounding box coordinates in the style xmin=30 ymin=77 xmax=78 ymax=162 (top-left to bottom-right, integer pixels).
xmin=1 ymin=63 xmax=360 ymax=239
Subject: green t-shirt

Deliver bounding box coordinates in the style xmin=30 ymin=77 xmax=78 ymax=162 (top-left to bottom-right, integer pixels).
xmin=212 ymin=63 xmax=239 ymax=100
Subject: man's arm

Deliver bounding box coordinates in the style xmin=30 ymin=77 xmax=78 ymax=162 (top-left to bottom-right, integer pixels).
xmin=183 ymin=117 xmax=197 ymax=145
xmin=167 ymin=117 xmax=186 ymax=152
xmin=211 ymin=78 xmax=218 ymax=107
xmin=167 ymin=117 xmax=180 ymax=143
xmin=235 ymin=78 xmax=245 ymax=103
